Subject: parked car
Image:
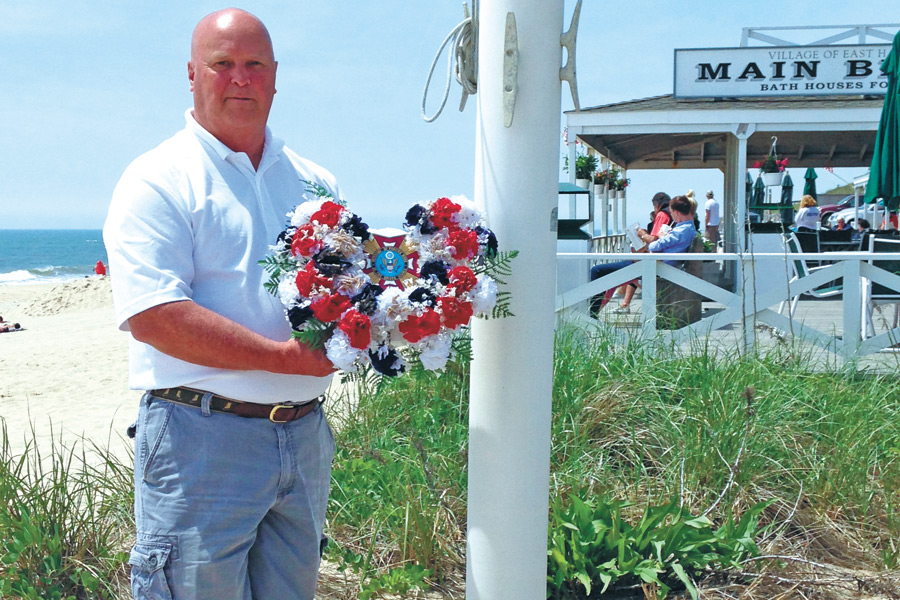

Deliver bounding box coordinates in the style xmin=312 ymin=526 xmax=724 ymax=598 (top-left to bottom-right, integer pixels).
xmin=825 ymin=200 xmax=886 ymax=230
xmin=818 ymin=195 xmax=856 ymax=225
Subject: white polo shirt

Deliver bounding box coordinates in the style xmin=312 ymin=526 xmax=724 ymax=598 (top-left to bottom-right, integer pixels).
xmin=104 ymin=110 xmax=342 ymax=403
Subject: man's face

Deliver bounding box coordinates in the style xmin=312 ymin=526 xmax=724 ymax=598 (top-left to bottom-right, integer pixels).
xmin=188 ymin=13 xmax=277 ymax=143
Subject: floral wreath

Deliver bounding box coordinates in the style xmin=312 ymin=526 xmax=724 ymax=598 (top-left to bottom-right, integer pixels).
xmin=261 ymin=182 xmax=515 ymax=377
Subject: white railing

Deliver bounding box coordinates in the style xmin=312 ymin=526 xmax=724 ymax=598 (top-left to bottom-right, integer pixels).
xmin=740 ymin=24 xmax=899 ymax=47
xmin=590 ymin=234 xmax=627 ymax=253
xmin=556 ymin=252 xmax=900 ymax=359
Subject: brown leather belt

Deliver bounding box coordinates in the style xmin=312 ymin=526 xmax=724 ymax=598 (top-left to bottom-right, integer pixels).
xmin=149 ymin=386 xmax=323 ymax=423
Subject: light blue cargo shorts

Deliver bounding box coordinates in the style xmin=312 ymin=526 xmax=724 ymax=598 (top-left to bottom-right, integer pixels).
xmin=129 ymin=392 xmax=335 ymax=600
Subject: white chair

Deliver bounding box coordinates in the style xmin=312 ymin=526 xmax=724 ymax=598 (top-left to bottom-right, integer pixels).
xmin=778 ymin=232 xmax=842 ymax=318
xmin=864 ymin=236 xmax=900 ymax=338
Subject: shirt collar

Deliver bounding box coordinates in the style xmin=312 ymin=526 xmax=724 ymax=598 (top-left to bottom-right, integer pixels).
xmin=183 ymin=108 xmax=285 ymax=169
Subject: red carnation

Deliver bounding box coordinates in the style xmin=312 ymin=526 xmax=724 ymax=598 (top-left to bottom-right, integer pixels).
xmin=447 ymin=266 xmax=478 ymax=294
xmin=338 ymin=309 xmax=372 ymax=350
xmin=291 ymin=224 xmax=320 ymax=257
xmin=438 ymin=296 xmax=473 ymax=330
xmin=448 ymin=229 xmax=479 ymax=260
xmin=310 ymin=201 xmax=344 ymax=227
xmin=399 ymin=309 xmax=442 ymax=343
xmin=430 ymin=197 xmax=461 ymax=230
xmin=311 ymin=293 xmax=351 ymax=323
xmin=295 ymin=262 xmax=332 ymax=297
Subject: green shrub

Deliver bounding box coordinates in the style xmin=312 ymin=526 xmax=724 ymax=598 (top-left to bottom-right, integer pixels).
xmin=547 ymin=494 xmax=772 ymax=599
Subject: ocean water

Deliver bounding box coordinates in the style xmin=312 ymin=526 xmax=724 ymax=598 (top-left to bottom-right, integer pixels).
xmin=0 ymin=230 xmax=108 ymax=285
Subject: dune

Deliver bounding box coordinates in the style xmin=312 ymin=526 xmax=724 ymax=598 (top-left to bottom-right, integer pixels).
xmin=0 ymin=277 xmax=138 ymax=457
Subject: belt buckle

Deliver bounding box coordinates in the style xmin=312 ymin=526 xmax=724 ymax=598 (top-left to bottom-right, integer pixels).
xmin=269 ymin=404 xmax=296 ymax=423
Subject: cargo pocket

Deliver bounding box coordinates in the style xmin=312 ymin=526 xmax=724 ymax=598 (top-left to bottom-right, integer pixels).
xmin=129 ymin=541 xmax=174 ymax=600
xmin=140 ymin=395 xmax=173 ymax=484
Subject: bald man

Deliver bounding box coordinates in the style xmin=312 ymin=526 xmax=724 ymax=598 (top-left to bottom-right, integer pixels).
xmin=104 ymin=9 xmax=340 ymax=599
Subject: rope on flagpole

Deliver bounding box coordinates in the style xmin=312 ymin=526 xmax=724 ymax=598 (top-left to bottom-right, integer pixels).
xmin=422 ymin=1 xmax=478 ymax=123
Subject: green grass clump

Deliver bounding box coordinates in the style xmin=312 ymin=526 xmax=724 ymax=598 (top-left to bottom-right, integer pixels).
xmin=3 ymin=322 xmax=898 ymax=598
xmin=327 ymin=323 xmax=900 ymax=597
xmin=0 ymin=423 xmax=133 ymax=599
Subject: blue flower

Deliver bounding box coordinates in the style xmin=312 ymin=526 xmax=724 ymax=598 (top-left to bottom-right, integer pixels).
xmin=408 ymin=287 xmax=437 ymax=307
xmin=287 ymin=305 xmax=314 ymax=331
xmin=351 ymin=283 xmax=383 ymax=315
xmin=475 ymin=226 xmax=498 ymax=257
xmin=420 ymin=260 xmax=450 ymax=285
xmin=342 ymin=214 xmax=371 ymax=241
xmin=405 ymin=204 xmax=437 ymax=234
xmin=369 ymin=346 xmax=405 ymax=376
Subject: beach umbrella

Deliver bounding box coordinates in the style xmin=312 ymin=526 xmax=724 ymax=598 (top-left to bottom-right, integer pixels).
xmin=780 ymin=172 xmax=794 ymax=203
xmin=803 ymin=168 xmax=817 ymax=200
xmin=864 ymin=30 xmax=900 ymax=212
xmin=781 ymin=171 xmax=794 ymax=224
xmin=752 ymin=175 xmax=765 ymax=206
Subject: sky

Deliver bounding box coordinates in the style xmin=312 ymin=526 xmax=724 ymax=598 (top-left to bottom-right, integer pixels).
xmin=1 ymin=1 xmax=896 ymax=231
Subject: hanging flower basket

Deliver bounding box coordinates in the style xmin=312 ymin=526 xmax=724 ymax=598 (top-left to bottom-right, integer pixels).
xmin=755 ymin=135 xmax=788 ymax=187
xmin=762 ymin=171 xmax=783 ymax=187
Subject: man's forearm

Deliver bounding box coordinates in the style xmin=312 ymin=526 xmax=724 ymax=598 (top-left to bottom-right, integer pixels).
xmin=128 ymin=300 xmax=334 ymax=377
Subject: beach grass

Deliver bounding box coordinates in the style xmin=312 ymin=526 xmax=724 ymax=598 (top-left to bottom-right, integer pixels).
xmin=0 ymin=422 xmax=133 ymax=599
xmin=2 ymin=323 xmax=899 ymax=598
xmin=327 ymin=323 xmax=900 ymax=598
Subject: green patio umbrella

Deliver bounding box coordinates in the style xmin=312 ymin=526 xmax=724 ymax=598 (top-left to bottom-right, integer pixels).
xmin=746 ymin=170 xmax=753 ymax=200
xmin=781 ymin=171 xmax=794 ymax=224
xmin=752 ymin=175 xmax=765 ymax=206
xmin=803 ymin=168 xmax=817 ymax=200
xmin=864 ymin=30 xmax=900 ymax=211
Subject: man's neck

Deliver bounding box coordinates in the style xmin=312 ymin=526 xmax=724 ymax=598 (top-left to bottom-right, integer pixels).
xmin=191 ymin=112 xmax=266 ymax=169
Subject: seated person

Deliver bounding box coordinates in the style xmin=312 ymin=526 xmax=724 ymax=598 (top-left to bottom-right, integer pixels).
xmin=793 ymin=195 xmax=819 ymax=232
xmin=833 ymin=217 xmax=848 ymax=231
xmin=590 ymin=195 xmax=697 ymax=316
xmin=614 ymin=192 xmax=673 ymax=313
xmin=853 ymin=218 xmax=871 ymax=243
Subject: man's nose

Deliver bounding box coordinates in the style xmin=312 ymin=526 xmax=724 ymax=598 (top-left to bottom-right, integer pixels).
xmin=231 ymin=66 xmax=251 ymax=86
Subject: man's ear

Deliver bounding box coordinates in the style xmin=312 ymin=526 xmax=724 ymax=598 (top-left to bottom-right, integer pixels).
xmin=188 ymin=60 xmax=195 ymax=92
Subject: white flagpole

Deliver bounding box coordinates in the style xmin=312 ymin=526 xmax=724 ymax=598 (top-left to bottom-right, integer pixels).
xmin=468 ymin=1 xmax=563 ymax=598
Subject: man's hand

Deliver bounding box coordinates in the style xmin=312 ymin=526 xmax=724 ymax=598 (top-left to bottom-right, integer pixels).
xmin=278 ymin=339 xmax=336 ymax=377
xmin=128 ymin=300 xmax=336 ymax=376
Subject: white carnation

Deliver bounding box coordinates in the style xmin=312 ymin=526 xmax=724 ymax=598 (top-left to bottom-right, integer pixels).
xmin=289 ymin=198 xmax=325 ymax=227
xmin=325 ymin=330 xmax=363 ymax=372
xmin=471 ymin=276 xmax=499 ymax=316
xmin=451 ymin=195 xmax=483 ymax=229
xmin=417 ymin=332 xmax=452 ymax=371
xmin=277 ymin=273 xmax=300 ymax=307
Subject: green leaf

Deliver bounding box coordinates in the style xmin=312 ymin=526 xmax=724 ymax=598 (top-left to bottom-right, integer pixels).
xmin=575 ymin=571 xmax=592 ymax=595
xmin=671 ymin=562 xmax=699 ymax=600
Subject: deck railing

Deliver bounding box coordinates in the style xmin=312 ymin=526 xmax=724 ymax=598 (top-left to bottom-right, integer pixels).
xmin=555 ymin=251 xmax=900 ymax=358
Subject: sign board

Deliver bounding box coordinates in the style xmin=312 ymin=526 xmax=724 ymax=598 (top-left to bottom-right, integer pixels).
xmin=674 ymin=45 xmax=890 ymax=98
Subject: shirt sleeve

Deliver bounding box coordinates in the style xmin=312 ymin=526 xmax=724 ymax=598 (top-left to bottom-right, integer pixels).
xmin=103 ymin=161 xmax=195 ymax=331
xmin=648 ymin=224 xmax=695 ymax=254
xmin=650 ymin=211 xmax=671 ymax=237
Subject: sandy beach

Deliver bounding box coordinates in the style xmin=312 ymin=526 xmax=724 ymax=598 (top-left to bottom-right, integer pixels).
xmin=0 ymin=278 xmax=138 ymax=457
xmin=0 ymin=278 xmax=353 ymax=459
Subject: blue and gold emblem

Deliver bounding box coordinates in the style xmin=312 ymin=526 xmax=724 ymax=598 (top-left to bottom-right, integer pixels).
xmin=363 ymin=228 xmax=420 ymax=289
